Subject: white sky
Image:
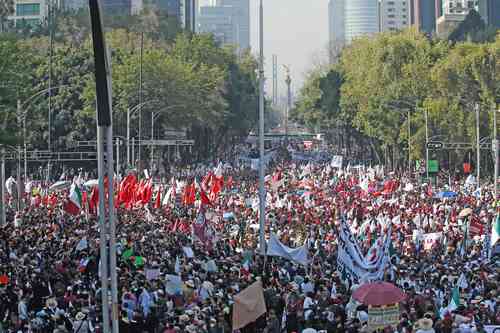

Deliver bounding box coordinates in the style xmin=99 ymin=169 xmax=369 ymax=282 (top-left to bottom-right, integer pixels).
xmin=249 ymin=0 xmax=329 ymax=97
xmin=198 ymin=0 xmax=329 ymax=97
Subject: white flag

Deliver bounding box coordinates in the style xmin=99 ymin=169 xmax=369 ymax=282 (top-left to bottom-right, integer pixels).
xmin=266 ymin=233 xmax=308 ymax=266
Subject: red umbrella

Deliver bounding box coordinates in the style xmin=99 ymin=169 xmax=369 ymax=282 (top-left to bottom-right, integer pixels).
xmin=352 ymin=282 xmax=406 ymax=306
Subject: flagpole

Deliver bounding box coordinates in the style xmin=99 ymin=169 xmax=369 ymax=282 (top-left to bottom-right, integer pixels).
xmin=258 ymin=0 xmax=266 ymax=256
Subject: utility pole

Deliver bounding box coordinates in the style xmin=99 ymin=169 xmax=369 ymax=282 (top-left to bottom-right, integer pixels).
xmin=284 ymin=65 xmax=291 ymax=146
xmin=494 ymin=105 xmax=498 ymax=200
xmin=272 ymin=55 xmax=278 ymax=106
xmin=407 ymin=109 xmax=411 ymax=175
xmin=1 ymin=148 xmax=5 ymax=225
xmin=425 ymin=107 xmax=429 ymax=180
xmin=48 ymin=0 xmax=53 ymax=153
xmin=138 ymin=32 xmax=144 ymax=167
xmin=151 ymin=111 xmax=154 ymax=173
xmin=127 ymin=108 xmax=130 ymax=166
xmin=476 ymin=103 xmax=480 ymax=186
xmin=258 ymin=0 xmax=266 ymax=256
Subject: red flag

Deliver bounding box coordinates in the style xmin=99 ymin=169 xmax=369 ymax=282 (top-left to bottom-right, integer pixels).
xmin=200 ymin=190 xmax=212 ymax=206
xmin=89 ymin=187 xmax=99 ymax=214
xmin=202 ymin=172 xmax=213 ymax=192
xmin=154 ymin=186 xmax=162 ymax=209
xmin=142 ymin=180 xmax=153 ymax=205
xmin=183 ymin=182 xmax=196 ymax=206
xmin=210 ymin=178 xmax=222 ymax=200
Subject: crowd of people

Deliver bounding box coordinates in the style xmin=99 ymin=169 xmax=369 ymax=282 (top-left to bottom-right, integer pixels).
xmin=0 ymin=151 xmax=499 ymax=333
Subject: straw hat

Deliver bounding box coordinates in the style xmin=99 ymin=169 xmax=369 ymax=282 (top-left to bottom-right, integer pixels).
xmin=417 ymin=318 xmax=433 ymax=331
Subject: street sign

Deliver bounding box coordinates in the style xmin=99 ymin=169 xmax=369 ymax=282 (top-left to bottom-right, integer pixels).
xmin=428 ymin=160 xmax=439 ymax=173
xmin=427 ymin=142 xmax=443 ymax=149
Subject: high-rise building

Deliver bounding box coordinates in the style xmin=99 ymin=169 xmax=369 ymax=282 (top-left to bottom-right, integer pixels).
xmin=181 ymin=0 xmax=196 ymax=31
xmin=379 ymin=0 xmax=410 ymax=32
xmin=197 ymin=0 xmax=250 ymax=51
xmin=344 ymin=0 xmax=380 ymax=42
xmin=102 ymin=0 xmax=132 ymax=15
xmin=436 ymin=0 xmax=481 ymax=37
xmin=410 ymin=0 xmax=437 ymax=33
xmin=218 ymin=0 xmax=249 ymax=50
xmin=478 ymin=0 xmax=500 ymax=28
xmin=7 ymin=0 xmax=48 ymax=28
xmin=328 ymin=0 xmax=345 ymax=46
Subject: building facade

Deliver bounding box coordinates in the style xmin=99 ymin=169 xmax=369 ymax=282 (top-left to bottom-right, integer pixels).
xmin=197 ymin=0 xmax=250 ymax=51
xmin=7 ymin=0 xmax=48 ymax=28
xmin=379 ymin=0 xmax=411 ymax=32
xmin=344 ymin=0 xmax=380 ymax=42
xmin=436 ymin=0 xmax=481 ymax=37
xmin=181 ymin=0 xmax=196 ymax=31
xmin=410 ymin=0 xmax=436 ymax=34
xmin=102 ymin=0 xmax=132 ymax=15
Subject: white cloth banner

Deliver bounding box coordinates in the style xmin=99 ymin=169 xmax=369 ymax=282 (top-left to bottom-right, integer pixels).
xmin=337 ymin=217 xmax=391 ymax=284
xmin=266 ymin=233 xmax=309 ymax=266
xmin=331 ymin=155 xmax=343 ymax=169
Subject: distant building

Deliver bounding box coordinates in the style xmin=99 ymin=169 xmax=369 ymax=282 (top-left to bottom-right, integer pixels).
xmin=379 ymin=0 xmax=410 ymax=32
xmin=197 ymin=0 xmax=250 ymax=51
xmin=436 ymin=0 xmax=481 ymax=37
xmin=344 ymin=0 xmax=380 ymax=42
xmin=102 ymin=0 xmax=132 ymax=15
xmin=478 ymin=0 xmax=500 ymax=28
xmin=329 ymin=0 xmax=345 ymax=43
xmin=8 ymin=0 xmax=48 ymax=28
xmin=181 ymin=0 xmax=196 ymax=31
xmin=410 ymin=0 xmax=436 ymax=33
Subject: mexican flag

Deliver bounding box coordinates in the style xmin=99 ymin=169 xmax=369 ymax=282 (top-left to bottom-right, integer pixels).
xmin=65 ymin=183 xmax=82 ymax=215
xmin=491 ymin=214 xmax=500 ymax=248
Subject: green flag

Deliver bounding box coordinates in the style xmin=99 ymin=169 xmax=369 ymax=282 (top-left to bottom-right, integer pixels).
xmin=134 ymin=256 xmax=144 ymax=267
xmin=447 ymin=287 xmax=460 ymax=312
xmin=122 ymin=248 xmax=134 ymax=260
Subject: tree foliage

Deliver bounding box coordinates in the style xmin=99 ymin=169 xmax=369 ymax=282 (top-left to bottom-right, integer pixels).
xmin=0 ymin=11 xmax=259 ymax=163
xmin=292 ymin=28 xmax=500 ymax=170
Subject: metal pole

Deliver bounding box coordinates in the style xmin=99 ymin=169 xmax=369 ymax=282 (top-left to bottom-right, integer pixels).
xmin=106 ymin=127 xmax=119 ymax=333
xmin=96 ymin=126 xmax=110 ymax=333
xmin=23 ymin=115 xmax=27 ymax=183
xmin=116 ymin=139 xmax=120 ymax=176
xmin=285 ymin=69 xmax=291 ymax=146
xmin=425 ymin=108 xmax=429 ymax=180
xmin=407 ymin=109 xmax=411 ymax=175
xmin=151 ymin=111 xmax=154 ymax=171
xmin=16 ymin=146 xmax=21 ymax=211
xmin=476 ymin=103 xmax=480 ymax=186
xmin=494 ymin=106 xmax=498 ymax=200
xmin=258 ymin=0 xmax=266 ymax=256
xmin=1 ymin=148 xmax=5 ymax=225
xmin=48 ymin=0 xmax=53 ymax=152
xmin=127 ymin=108 xmax=130 ymax=167
xmin=138 ymin=33 xmax=143 ymax=165
xmin=132 ymin=137 xmax=135 ymax=168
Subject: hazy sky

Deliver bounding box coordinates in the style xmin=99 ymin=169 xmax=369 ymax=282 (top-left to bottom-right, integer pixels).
xmin=248 ymin=0 xmax=329 ymax=97
xmin=199 ymin=0 xmax=329 ymax=97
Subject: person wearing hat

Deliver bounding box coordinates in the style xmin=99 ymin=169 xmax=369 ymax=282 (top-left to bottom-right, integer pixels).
xmin=73 ymin=311 xmax=93 ymax=333
xmin=415 ymin=317 xmax=435 ymax=333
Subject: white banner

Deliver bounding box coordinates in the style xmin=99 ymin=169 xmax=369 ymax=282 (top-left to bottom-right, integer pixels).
xmin=331 ymin=155 xmax=343 ymax=169
xmin=267 ymin=233 xmax=309 ymax=266
xmin=337 ymin=217 xmax=391 ymax=284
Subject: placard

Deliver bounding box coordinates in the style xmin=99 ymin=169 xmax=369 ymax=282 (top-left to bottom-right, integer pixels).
xmin=368 ymin=304 xmax=400 ymax=332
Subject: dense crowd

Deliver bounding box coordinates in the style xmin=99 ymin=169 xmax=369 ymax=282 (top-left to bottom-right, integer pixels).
xmin=0 ymin=156 xmax=499 ymax=333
